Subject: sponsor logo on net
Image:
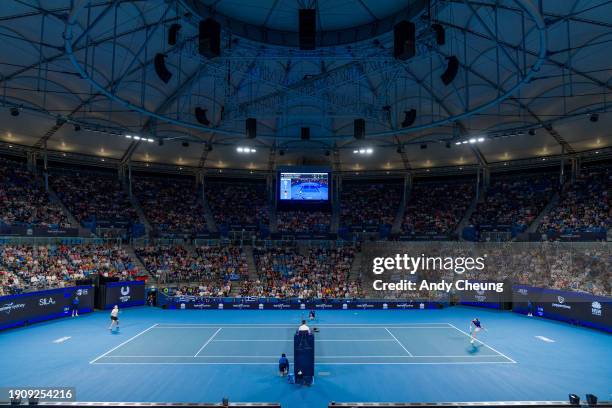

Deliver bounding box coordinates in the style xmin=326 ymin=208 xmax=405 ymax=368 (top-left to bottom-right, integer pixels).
xmin=552 ymin=295 xmax=571 ymax=310
xmin=591 ymin=301 xmax=602 ymax=316
xmin=1 ymin=302 xmax=26 ymax=315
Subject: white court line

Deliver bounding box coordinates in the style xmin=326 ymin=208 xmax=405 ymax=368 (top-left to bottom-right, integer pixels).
xmin=384 ymin=327 xmax=414 ymax=357
xmin=153 ymin=326 xmax=452 ymax=329
xmin=193 ymin=327 xmax=222 ymax=357
xmin=447 ymin=323 xmax=516 ymax=364
xmin=535 ymin=335 xmax=555 ymax=343
xmin=105 ymin=355 xmax=409 ymax=358
xmin=89 ymin=323 xmax=159 ymax=364
xmin=210 ymin=339 xmax=396 ymax=342
xmin=90 ymin=361 xmax=516 ymax=366
xmin=154 ymin=323 xmax=452 ymax=327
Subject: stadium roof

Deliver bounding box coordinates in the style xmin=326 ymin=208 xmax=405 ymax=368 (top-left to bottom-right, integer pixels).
xmin=0 ymin=0 xmax=610 ymax=172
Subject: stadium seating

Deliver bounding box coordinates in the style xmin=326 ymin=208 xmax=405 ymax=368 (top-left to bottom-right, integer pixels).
xmin=205 ymin=180 xmax=269 ymax=232
xmin=0 ymin=243 xmax=139 ymax=296
xmin=539 ymin=165 xmax=612 ymax=236
xmin=469 ymin=172 xmax=557 ymax=239
xmin=243 ymin=246 xmax=361 ymax=298
xmin=340 ymin=181 xmax=402 ymax=231
xmin=277 ymin=210 xmax=331 ymax=234
xmin=50 ymin=170 xmax=138 ymax=227
xmin=133 ymin=176 xmax=207 ymax=236
xmin=0 ymin=157 xmax=69 ymax=228
xmin=402 ymin=179 xmax=474 ymax=236
xmin=135 ymin=245 xmax=248 ymax=294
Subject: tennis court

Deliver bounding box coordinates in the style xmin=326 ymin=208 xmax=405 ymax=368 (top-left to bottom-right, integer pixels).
xmin=90 ymin=323 xmax=514 ymax=365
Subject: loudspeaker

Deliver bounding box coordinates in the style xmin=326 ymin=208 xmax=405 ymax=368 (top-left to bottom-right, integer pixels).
xmin=199 ymin=18 xmax=221 ymax=58
xmin=440 ymin=56 xmax=459 ymax=85
xmin=168 ymin=23 xmax=181 ymax=46
xmin=401 ymin=109 xmax=417 ymax=127
xmin=246 ymin=118 xmax=257 ymax=139
xmin=154 ymin=53 xmax=172 ymax=83
xmin=195 ymin=107 xmax=210 ymax=125
xmin=394 ymin=21 xmax=416 ymax=60
xmin=354 ymin=119 xmax=365 ymax=140
xmin=299 ymin=9 xmax=316 ymax=50
xmin=431 ymin=23 xmax=445 ymax=45
xmin=301 ymin=127 xmax=310 ymax=140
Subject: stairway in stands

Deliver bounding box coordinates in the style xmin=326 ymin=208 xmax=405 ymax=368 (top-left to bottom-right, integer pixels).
xmin=126 ymin=188 xmax=152 ymax=237
xmin=391 ymin=190 xmax=408 ymax=234
xmin=527 ymin=191 xmax=560 ymax=234
xmin=455 ymin=192 xmax=480 ymax=240
xmin=46 ymin=182 xmax=93 ymax=236
xmin=125 ymin=244 xmax=154 ymax=283
xmin=199 ymin=187 xmax=218 ymax=233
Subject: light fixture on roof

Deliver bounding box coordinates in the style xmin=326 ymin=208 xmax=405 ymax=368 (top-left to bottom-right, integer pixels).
xmin=353 ymin=147 xmax=373 ymax=155
xmin=236 ymin=146 xmax=256 ymax=154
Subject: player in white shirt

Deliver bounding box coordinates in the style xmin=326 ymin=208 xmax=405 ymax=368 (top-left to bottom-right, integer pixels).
xmin=109 ymin=305 xmax=120 ymax=332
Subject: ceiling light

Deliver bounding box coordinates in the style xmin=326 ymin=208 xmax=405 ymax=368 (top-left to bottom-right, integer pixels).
xmin=477 ymin=137 xmax=485 ymax=142
xmin=366 ymin=148 xmax=373 ymax=154
xmin=133 ymin=136 xmax=141 ymax=140
xmin=147 ymin=138 xmax=154 ymax=143
xmin=469 ymin=138 xmax=476 ymax=144
xmin=125 ymin=135 xmax=132 ymax=139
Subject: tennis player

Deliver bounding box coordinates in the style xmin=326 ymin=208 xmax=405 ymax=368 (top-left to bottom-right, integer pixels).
xmin=308 ymin=309 xmax=316 ymax=321
xmin=109 ymin=305 xmax=120 ymax=332
xmin=469 ymin=317 xmax=485 ymax=344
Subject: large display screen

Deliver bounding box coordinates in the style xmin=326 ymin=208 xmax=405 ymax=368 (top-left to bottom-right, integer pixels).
xmin=279 ymin=172 xmax=329 ymax=201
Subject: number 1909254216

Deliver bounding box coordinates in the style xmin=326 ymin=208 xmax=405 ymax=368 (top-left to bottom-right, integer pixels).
xmin=1 ymin=387 xmax=76 ymax=401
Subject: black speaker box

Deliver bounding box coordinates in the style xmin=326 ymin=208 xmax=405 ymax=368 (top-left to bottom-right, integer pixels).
xmin=154 ymin=53 xmax=172 ymax=83
xmin=394 ymin=21 xmax=416 ymax=60
xmin=441 ymin=56 xmax=459 ymax=85
xmin=354 ymin=119 xmax=365 ymax=140
xmin=246 ymin=118 xmax=257 ymax=139
xmin=299 ymin=9 xmax=316 ymax=50
xmin=199 ymin=18 xmax=221 ymax=58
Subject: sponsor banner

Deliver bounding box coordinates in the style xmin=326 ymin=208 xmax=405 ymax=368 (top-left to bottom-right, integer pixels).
xmin=512 ymin=285 xmax=611 ymax=332
xmin=0 ymin=286 xmax=94 ymax=330
xmin=103 ymin=281 xmax=145 ymax=309
xmin=0 ymin=225 xmax=81 ymax=237
xmin=458 ymin=280 xmax=511 ymax=309
xmin=160 ymin=296 xmax=446 ymax=311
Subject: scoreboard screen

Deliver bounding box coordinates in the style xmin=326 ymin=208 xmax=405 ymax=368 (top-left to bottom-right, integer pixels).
xmin=279 ymin=172 xmax=329 ymax=201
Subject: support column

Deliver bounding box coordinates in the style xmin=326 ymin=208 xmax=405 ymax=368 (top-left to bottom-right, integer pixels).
xmin=42 ymin=140 xmax=48 ymax=192
xmin=27 ymin=150 xmax=37 ymax=174
xmin=402 ymin=172 xmax=412 ymax=204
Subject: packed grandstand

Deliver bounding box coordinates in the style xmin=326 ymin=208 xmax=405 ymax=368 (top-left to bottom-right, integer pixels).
xmin=1 ymin=155 xmax=610 ymax=299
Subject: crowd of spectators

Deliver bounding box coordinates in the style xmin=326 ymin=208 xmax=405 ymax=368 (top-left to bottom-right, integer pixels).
xmin=0 ymin=158 xmax=69 ymax=228
xmin=469 ymin=173 xmax=557 ymax=233
xmin=206 ymin=181 xmax=269 ymax=230
xmin=51 ymin=171 xmax=138 ymax=224
xmin=241 ymin=246 xmax=361 ymax=298
xmin=277 ymin=210 xmax=331 ymax=234
xmin=402 ymin=180 xmax=474 ymax=235
xmin=0 ymin=244 xmax=139 ymax=295
xmin=363 ymin=242 xmax=610 ymax=298
xmin=135 ymin=245 xmax=248 ymax=295
xmin=134 ymin=177 xmax=206 ymax=236
xmin=539 ymin=165 xmax=612 ymax=235
xmin=340 ymin=182 xmax=401 ymax=229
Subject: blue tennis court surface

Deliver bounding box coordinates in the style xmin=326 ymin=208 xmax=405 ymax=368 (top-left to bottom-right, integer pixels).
xmin=90 ymin=323 xmax=514 ymax=365
xmin=0 ymin=307 xmax=610 ymax=407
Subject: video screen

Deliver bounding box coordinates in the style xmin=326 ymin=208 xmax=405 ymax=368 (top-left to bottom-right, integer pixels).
xmin=279 ymin=172 xmax=329 ymax=201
